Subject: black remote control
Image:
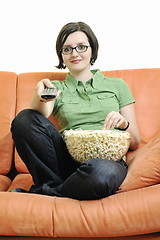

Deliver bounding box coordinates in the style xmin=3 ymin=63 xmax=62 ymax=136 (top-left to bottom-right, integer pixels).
xmin=41 ymin=87 xmax=58 ymax=100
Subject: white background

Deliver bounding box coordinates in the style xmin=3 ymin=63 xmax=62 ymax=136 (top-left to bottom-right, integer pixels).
xmin=0 ymin=0 xmax=159 ymax=73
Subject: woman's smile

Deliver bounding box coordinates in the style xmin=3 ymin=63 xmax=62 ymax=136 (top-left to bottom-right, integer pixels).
xmin=70 ymin=59 xmax=82 ymax=64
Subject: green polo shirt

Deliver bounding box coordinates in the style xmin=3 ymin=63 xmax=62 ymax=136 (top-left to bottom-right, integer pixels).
xmin=52 ymin=69 xmax=135 ymax=132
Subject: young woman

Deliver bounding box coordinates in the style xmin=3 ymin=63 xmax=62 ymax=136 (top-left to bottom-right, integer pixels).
xmin=11 ymin=22 xmax=140 ymax=200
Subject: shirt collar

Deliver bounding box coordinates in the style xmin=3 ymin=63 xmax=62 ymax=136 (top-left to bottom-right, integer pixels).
xmin=64 ymin=69 xmax=104 ymax=92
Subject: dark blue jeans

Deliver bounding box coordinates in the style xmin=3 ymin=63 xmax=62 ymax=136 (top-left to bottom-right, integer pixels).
xmin=11 ymin=109 xmax=128 ymax=200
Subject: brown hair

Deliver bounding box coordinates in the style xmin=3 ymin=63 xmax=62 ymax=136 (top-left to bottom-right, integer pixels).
xmin=56 ymin=22 xmax=99 ymax=69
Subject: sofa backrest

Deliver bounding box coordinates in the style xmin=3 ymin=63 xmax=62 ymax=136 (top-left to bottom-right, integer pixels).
xmin=15 ymin=68 xmax=160 ymax=173
xmin=103 ymin=69 xmax=160 ymax=145
xmin=0 ymin=71 xmax=17 ymax=175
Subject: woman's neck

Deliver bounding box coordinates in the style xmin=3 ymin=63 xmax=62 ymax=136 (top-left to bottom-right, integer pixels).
xmin=69 ymin=69 xmax=93 ymax=84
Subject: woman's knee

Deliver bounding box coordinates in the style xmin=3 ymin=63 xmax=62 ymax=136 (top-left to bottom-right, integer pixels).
xmin=12 ymin=109 xmax=35 ymax=126
xmin=82 ymin=158 xmax=126 ymax=197
xmin=11 ymin=109 xmax=42 ymax=137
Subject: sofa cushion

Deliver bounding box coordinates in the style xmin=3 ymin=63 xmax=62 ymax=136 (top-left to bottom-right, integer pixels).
xmin=118 ymin=134 xmax=160 ymax=192
xmin=0 ymin=184 xmax=160 ymax=237
xmin=7 ymin=173 xmax=33 ymax=192
xmin=0 ymin=71 xmax=17 ymax=175
xmin=0 ymin=175 xmax=11 ymax=191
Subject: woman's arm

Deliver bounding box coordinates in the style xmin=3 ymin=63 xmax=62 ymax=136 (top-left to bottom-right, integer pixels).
xmin=30 ymin=79 xmax=61 ymax=118
xmin=104 ymin=103 xmax=140 ymax=150
xmin=120 ymin=103 xmax=140 ymax=150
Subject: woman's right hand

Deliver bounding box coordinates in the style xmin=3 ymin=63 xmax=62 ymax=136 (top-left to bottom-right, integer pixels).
xmin=35 ymin=79 xmax=61 ymax=103
xmin=30 ymin=79 xmax=61 ymax=118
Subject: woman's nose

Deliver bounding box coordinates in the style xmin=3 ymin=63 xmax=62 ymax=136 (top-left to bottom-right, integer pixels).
xmin=71 ymin=48 xmax=79 ymax=57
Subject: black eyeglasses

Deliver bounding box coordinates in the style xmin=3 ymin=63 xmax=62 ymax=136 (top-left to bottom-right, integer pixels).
xmin=61 ymin=45 xmax=91 ymax=55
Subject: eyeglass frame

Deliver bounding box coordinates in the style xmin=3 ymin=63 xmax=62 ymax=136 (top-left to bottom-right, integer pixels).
xmin=61 ymin=45 xmax=91 ymax=55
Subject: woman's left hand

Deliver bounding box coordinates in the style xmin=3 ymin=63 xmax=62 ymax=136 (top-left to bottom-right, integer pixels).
xmin=104 ymin=111 xmax=128 ymax=130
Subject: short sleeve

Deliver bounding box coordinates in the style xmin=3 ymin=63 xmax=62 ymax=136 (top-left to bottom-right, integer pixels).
xmin=116 ymin=78 xmax=135 ymax=108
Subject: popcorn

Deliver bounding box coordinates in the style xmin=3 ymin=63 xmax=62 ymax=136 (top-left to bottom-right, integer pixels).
xmin=63 ymin=129 xmax=131 ymax=162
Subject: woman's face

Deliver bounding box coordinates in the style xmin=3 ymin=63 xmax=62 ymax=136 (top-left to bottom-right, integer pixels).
xmin=61 ymin=31 xmax=92 ymax=74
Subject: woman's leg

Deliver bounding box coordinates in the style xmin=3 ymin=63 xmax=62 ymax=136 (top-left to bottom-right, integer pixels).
xmin=11 ymin=109 xmax=79 ymax=192
xmin=11 ymin=110 xmax=127 ymax=200
xmin=43 ymin=158 xmax=128 ymax=200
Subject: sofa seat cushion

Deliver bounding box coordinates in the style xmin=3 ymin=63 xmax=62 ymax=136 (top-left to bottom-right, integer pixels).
xmin=118 ymin=134 xmax=160 ymax=193
xmin=0 ymin=175 xmax=11 ymax=191
xmin=0 ymin=184 xmax=160 ymax=237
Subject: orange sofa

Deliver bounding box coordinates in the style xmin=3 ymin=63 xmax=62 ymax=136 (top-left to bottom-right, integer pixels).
xmin=0 ymin=69 xmax=160 ymax=240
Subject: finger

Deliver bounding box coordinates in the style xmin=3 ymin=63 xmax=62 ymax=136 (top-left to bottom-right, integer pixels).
xmin=115 ymin=119 xmax=124 ymax=128
xmin=110 ymin=118 xmax=121 ymax=129
xmin=41 ymin=79 xmax=54 ymax=88
xmin=117 ymin=120 xmax=128 ymax=129
xmin=104 ymin=111 xmax=115 ymax=128
xmin=104 ymin=111 xmax=117 ymax=129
